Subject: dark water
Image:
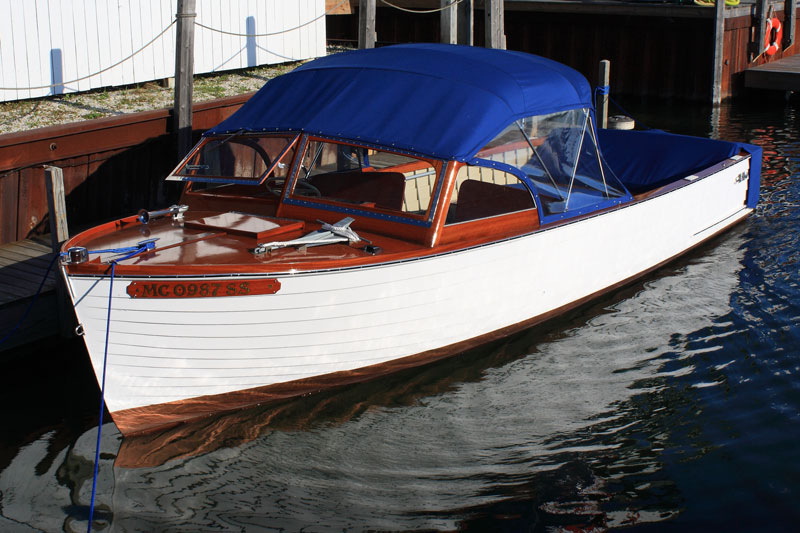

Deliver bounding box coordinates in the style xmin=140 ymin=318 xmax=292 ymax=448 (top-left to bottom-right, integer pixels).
xmin=1 ymin=96 xmax=799 ymax=532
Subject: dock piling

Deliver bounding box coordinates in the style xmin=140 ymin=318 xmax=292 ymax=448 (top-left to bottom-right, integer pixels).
xmin=44 ymin=166 xmax=69 ymax=251
xmin=44 ymin=165 xmax=75 ymax=338
xmin=485 ymin=0 xmax=505 ymax=49
xmin=712 ymin=0 xmax=726 ymax=105
xmin=787 ymin=0 xmax=798 ymax=49
xmin=441 ymin=0 xmax=457 ymax=44
xmin=598 ymin=60 xmax=610 ymax=129
xmin=358 ymin=0 xmax=377 ymax=49
xmin=174 ymin=0 xmax=196 ymax=159
xmin=458 ymin=0 xmax=473 ymax=46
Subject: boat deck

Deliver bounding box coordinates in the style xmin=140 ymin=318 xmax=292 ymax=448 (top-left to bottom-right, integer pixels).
xmin=0 ymin=235 xmax=59 ymax=352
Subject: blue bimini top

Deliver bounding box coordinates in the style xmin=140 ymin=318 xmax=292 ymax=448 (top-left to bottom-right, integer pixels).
xmin=205 ymin=43 xmax=592 ymax=161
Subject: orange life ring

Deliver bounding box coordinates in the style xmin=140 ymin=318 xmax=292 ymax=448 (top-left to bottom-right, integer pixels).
xmin=764 ymin=16 xmax=782 ymax=56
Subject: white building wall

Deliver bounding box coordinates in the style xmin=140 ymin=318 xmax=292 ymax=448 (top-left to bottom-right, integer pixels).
xmin=0 ymin=0 xmax=326 ymax=102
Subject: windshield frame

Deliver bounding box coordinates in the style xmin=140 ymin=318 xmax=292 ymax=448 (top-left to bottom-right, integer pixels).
xmin=280 ymin=135 xmax=448 ymax=228
xmin=167 ymin=132 xmax=301 ymax=185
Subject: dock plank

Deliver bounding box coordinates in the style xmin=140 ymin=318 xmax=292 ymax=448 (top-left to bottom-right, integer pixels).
xmin=0 ymin=263 xmax=57 ymax=287
xmin=0 ymin=257 xmax=56 ymax=276
xmin=0 ymin=236 xmax=64 ymax=351
xmin=0 ymin=247 xmax=54 ymax=266
xmin=0 ymin=280 xmax=40 ymax=301
xmin=6 ymin=239 xmax=53 ymax=256
xmin=745 ymin=55 xmax=800 ymax=91
xmin=0 ymin=237 xmax=59 ymax=306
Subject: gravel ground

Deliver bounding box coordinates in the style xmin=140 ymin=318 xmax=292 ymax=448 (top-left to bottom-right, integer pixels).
xmin=0 ymin=60 xmax=308 ymax=136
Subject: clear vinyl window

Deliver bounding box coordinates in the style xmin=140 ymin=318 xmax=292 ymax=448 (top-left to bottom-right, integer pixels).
xmin=289 ymin=139 xmax=441 ymax=217
xmin=446 ymin=164 xmax=535 ymax=224
xmin=478 ymin=109 xmax=628 ymax=217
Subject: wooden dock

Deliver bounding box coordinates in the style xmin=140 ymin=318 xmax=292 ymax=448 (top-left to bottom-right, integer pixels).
xmin=0 ymin=235 xmax=59 ymax=352
xmin=745 ymin=54 xmax=800 ymax=91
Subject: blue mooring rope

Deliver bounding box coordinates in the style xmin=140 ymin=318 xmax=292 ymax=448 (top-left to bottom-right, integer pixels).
xmin=0 ymin=237 xmax=155 ymax=530
xmin=85 ymin=241 xmax=154 ymax=533
xmin=1 ymin=242 xmax=156 ymax=348
xmin=87 ymin=261 xmax=115 ymax=533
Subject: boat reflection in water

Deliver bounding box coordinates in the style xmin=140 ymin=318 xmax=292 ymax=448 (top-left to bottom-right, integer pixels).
xmin=10 ymin=226 xmax=743 ymax=531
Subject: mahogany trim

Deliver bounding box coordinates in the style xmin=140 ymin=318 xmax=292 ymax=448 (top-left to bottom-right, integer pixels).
xmin=126 ymin=278 xmax=281 ymax=298
xmin=438 ymin=208 xmax=539 ymax=245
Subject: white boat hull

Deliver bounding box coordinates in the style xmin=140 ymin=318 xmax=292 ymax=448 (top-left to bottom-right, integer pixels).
xmin=63 ymin=157 xmax=754 ymax=433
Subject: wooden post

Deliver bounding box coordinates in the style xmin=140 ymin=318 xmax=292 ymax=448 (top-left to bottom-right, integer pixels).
xmin=756 ymin=0 xmax=769 ymax=59
xmin=787 ymin=0 xmax=798 ymax=48
xmin=485 ymin=0 xmax=505 ymax=49
xmin=174 ymin=0 xmax=196 ymax=159
xmin=44 ymin=165 xmax=75 ymax=337
xmin=45 ymin=166 xmax=69 ymax=250
xmin=358 ymin=0 xmax=376 ymax=49
xmin=458 ymin=0 xmax=474 ymax=46
xmin=598 ymin=60 xmax=610 ymax=129
xmin=712 ymin=0 xmax=725 ymax=105
xmin=441 ymin=0 xmax=457 ymax=44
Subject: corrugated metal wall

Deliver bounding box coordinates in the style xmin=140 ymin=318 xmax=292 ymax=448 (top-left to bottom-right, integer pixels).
xmin=0 ymin=0 xmax=325 ymax=102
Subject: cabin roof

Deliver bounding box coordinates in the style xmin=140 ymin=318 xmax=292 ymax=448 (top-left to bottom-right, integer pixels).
xmin=205 ymin=44 xmax=592 ymax=161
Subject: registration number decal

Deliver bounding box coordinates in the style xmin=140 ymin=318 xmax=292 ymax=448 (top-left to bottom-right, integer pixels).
xmin=126 ymin=279 xmax=281 ymax=298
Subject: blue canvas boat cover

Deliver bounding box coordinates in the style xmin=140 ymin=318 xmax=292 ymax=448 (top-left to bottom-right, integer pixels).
xmin=598 ymin=129 xmax=762 ymax=208
xmin=205 ymin=44 xmax=592 ymax=161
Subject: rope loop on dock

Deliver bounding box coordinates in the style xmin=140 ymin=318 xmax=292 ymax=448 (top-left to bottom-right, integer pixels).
xmin=0 ymin=20 xmax=177 ymax=92
xmin=194 ymin=0 xmax=347 ymax=37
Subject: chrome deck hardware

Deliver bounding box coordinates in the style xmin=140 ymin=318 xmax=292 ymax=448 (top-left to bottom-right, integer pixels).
xmin=137 ymin=204 xmax=189 ymax=224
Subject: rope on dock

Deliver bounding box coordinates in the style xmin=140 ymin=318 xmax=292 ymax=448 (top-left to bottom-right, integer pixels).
xmin=0 ymin=1 xmax=346 ymax=93
xmin=379 ymin=0 xmax=464 ymax=14
xmin=0 ymin=20 xmax=177 ymax=91
xmin=194 ymin=0 xmax=348 ymax=37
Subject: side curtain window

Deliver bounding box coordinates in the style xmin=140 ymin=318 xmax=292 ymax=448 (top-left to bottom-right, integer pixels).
xmin=445 ymin=164 xmax=535 ymax=224
xmin=293 ymin=139 xmax=440 ymax=216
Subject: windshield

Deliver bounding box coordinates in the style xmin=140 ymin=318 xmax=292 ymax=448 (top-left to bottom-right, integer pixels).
xmin=285 ymin=138 xmax=443 ymax=221
xmin=170 ymin=133 xmax=299 ymax=186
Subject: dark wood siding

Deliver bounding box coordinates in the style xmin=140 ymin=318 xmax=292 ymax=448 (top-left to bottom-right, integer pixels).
xmin=0 ymin=94 xmax=251 ymax=245
xmin=327 ymin=5 xmax=800 ymax=102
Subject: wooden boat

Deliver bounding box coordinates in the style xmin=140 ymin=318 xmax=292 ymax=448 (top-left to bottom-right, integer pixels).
xmin=60 ymin=44 xmax=761 ymax=436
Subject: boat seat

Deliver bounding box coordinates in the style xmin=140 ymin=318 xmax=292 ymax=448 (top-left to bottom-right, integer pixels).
xmin=453 ymin=179 xmax=534 ymax=222
xmin=309 ymin=170 xmax=406 ymax=211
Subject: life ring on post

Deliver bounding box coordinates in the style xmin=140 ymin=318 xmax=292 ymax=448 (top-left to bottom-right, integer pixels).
xmin=764 ymin=16 xmax=782 ymax=56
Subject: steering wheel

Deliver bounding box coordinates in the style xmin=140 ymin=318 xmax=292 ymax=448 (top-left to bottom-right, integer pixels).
xmin=265 ymin=176 xmax=321 ymax=197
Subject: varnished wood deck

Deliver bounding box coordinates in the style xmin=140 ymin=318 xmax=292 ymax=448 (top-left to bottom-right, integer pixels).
xmin=745 ymin=54 xmax=800 ymax=92
xmin=0 ymin=235 xmax=59 ymax=352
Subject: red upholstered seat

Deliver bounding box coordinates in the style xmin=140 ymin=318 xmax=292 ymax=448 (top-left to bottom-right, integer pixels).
xmin=454 ymin=179 xmax=534 ymax=222
xmin=310 ymin=171 xmax=406 ymax=211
